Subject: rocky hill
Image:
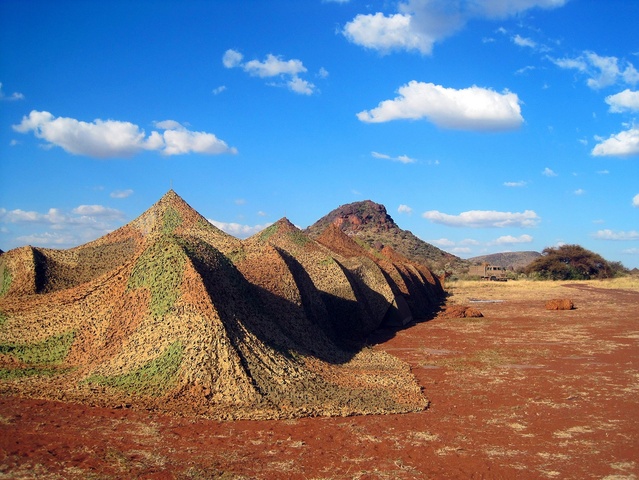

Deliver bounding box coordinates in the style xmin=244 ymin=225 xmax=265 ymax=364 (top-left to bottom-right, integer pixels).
xmin=0 ymin=191 xmax=445 ymax=420
xmin=467 ymin=251 xmax=542 ymax=271
xmin=305 ymin=200 xmax=463 ymax=274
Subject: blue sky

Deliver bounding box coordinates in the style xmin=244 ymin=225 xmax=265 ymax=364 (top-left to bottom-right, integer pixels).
xmin=1 ymin=0 xmax=638 ymax=268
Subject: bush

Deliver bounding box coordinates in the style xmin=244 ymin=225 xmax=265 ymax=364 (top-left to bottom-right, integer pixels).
xmin=524 ymin=244 xmax=627 ymax=280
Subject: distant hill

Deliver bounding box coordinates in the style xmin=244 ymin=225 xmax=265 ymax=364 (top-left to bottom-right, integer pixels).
xmin=305 ymin=200 xmax=463 ymax=273
xmin=0 ymin=191 xmax=445 ymax=420
xmin=467 ymin=251 xmax=542 ymax=270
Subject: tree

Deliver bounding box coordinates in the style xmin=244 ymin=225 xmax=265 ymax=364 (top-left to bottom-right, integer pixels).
xmin=524 ymin=244 xmax=626 ymax=280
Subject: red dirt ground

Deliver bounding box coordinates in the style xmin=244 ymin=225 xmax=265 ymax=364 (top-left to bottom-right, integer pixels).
xmin=1 ymin=282 xmax=638 ymax=479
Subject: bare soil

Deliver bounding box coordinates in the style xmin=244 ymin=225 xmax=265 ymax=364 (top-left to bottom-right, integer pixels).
xmin=2 ymin=281 xmax=638 ymax=479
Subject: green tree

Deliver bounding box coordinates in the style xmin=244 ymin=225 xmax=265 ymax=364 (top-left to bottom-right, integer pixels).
xmin=524 ymin=244 xmax=626 ymax=280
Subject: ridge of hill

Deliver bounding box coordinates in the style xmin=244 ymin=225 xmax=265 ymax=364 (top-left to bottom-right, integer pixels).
xmin=0 ymin=191 xmax=444 ymax=420
xmin=467 ymin=251 xmax=542 ymax=270
xmin=305 ymin=200 xmax=462 ymax=273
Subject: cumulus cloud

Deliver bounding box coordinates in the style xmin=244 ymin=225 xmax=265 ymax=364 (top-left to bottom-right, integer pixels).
xmin=574 ymin=188 xmax=585 ymax=196
xmin=633 ymin=193 xmax=639 ymax=207
xmin=431 ymin=238 xmax=456 ymax=247
xmin=343 ymin=13 xmax=434 ymax=55
xmin=398 ymin=204 xmax=413 ymax=214
xmin=593 ymin=229 xmax=639 ymax=241
xmin=12 ymin=111 xmax=237 ymax=158
xmin=504 ymin=180 xmax=526 ymax=187
xmin=372 ymin=151 xmax=417 ymax=164
xmin=110 ymin=189 xmax=134 ymax=199
xmin=208 ymin=219 xmax=273 ymax=239
xmin=342 ymin=0 xmax=567 ymax=55
xmin=550 ymin=51 xmax=639 ymax=89
xmin=542 ymin=167 xmax=557 ymax=177
xmin=223 ymin=49 xmax=318 ymax=95
xmin=490 ymin=234 xmax=533 ymax=245
xmin=0 ymin=204 xmax=126 ymax=248
xmin=422 ymin=209 xmax=540 ymax=228
xmin=71 ymin=205 xmax=124 ymax=218
xmin=357 ymin=81 xmax=523 ymax=131
xmin=212 ymin=85 xmax=227 ymax=95
xmin=606 ymin=89 xmax=639 ymax=113
xmin=592 ymin=126 xmax=639 ymax=157
xmin=0 ymin=82 xmax=24 ymax=101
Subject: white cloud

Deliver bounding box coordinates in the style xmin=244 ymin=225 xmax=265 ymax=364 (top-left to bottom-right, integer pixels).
xmin=212 ymin=85 xmax=227 ymax=95
xmin=574 ymin=188 xmax=585 ymax=196
xmin=110 ymin=189 xmax=134 ymax=199
xmin=357 ymin=81 xmax=523 ymax=131
xmin=504 ymin=180 xmax=526 ymax=187
xmin=223 ymin=49 xmax=317 ymax=95
xmin=0 ymin=82 xmax=24 ymax=101
xmin=16 ymin=232 xmax=75 ymax=246
xmin=288 ymin=76 xmax=315 ymax=95
xmin=71 ymin=205 xmax=124 ymax=219
xmin=422 ymin=209 xmax=540 ymax=228
xmin=0 ymin=204 xmax=127 ymax=248
xmin=490 ymin=234 xmax=533 ymax=245
xmin=371 ymin=151 xmax=417 ymax=164
xmin=542 ymin=167 xmax=557 ymax=177
xmin=633 ymin=193 xmax=639 ymax=207
xmin=398 ymin=204 xmax=413 ymax=214
xmin=592 ymin=126 xmax=639 ymax=157
xmin=343 ymin=13 xmax=434 ymax=55
xmin=342 ymin=0 xmax=567 ymax=55
xmin=431 ymin=238 xmax=456 ymax=247
xmin=222 ymin=49 xmax=243 ymax=68
xmin=606 ymin=89 xmax=639 ymax=113
xmin=208 ymin=219 xmax=273 ymax=239
xmin=318 ymin=67 xmax=329 ymax=79
xmin=593 ymin=229 xmax=639 ymax=241
xmin=13 ymin=111 xmax=237 ymax=158
xmin=512 ymin=34 xmax=536 ymax=49
xmin=550 ymin=52 xmax=639 ymax=90
xmin=243 ymin=54 xmax=306 ymax=78
xmin=515 ymin=65 xmax=536 ymax=76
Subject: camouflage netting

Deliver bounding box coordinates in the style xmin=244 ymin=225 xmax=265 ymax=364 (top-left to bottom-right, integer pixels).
xmin=0 ymin=190 xmax=444 ymax=420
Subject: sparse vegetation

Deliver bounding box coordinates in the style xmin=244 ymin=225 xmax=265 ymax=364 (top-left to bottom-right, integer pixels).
xmin=162 ymin=206 xmax=183 ymax=234
xmin=84 ymin=341 xmax=184 ymax=395
xmin=127 ymin=236 xmax=186 ymax=319
xmin=0 ymin=330 xmax=75 ymax=365
xmin=0 ymin=263 xmax=11 ymax=297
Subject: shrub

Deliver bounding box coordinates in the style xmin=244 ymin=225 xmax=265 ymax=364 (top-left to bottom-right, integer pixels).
xmin=524 ymin=244 xmax=626 ymax=280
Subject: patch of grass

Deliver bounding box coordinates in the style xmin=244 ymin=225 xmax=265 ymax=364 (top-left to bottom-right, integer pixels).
xmin=162 ymin=207 xmax=182 ymax=234
xmin=0 ymin=263 xmax=11 ymax=297
xmin=258 ymin=223 xmax=279 ymax=242
xmin=288 ymin=230 xmax=310 ymax=247
xmin=84 ymin=341 xmax=184 ymax=395
xmin=0 ymin=330 xmax=75 ymax=365
xmin=0 ymin=366 xmax=74 ymax=380
xmin=319 ymin=257 xmax=335 ymax=266
xmin=0 ymin=312 xmax=7 ymax=328
xmin=127 ymin=236 xmax=186 ymax=319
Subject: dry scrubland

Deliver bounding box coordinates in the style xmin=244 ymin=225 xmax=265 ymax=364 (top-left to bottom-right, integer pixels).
xmin=447 ymin=277 xmax=639 ymax=304
xmin=1 ymin=278 xmax=638 ymax=479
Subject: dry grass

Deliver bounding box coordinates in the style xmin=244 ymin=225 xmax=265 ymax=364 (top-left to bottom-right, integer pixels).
xmin=445 ymin=278 xmax=639 ymax=304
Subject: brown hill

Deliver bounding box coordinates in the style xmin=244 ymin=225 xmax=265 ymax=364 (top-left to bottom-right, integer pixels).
xmin=305 ymin=200 xmax=462 ymax=273
xmin=467 ymin=251 xmax=542 ymax=271
xmin=0 ymin=191 xmax=443 ymax=420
